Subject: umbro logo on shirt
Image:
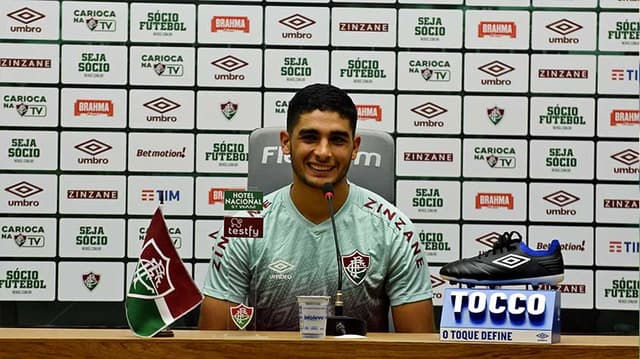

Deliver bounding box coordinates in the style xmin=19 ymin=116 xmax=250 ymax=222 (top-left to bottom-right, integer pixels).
xmin=268 ymin=259 xmax=294 ymax=280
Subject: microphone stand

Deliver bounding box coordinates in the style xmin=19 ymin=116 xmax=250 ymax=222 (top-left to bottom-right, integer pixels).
xmin=323 ymin=184 xmax=367 ymax=336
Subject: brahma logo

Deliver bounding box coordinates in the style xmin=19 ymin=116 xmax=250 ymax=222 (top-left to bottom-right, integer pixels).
xmin=478 ymin=21 xmax=516 ymax=38
xmin=478 ymin=61 xmax=514 ymax=85
xmin=211 ymin=55 xmax=248 ymax=80
xmin=0 ymin=58 xmax=51 ymax=68
xmin=212 ymin=16 xmax=249 ymax=33
xmin=339 ymin=22 xmax=389 ymax=32
xmin=610 ymin=109 xmax=639 ymax=126
xmin=356 ymin=104 xmax=382 ymax=122
xmin=475 ymin=193 xmax=514 ymax=209
xmin=603 ymin=199 xmax=639 ymax=208
xmin=404 ymin=152 xmax=453 ymax=162
xmin=341 ymin=250 xmax=370 ymax=286
xmin=411 ymin=102 xmax=447 ymax=128
xmin=208 ymin=188 xmax=242 ymax=204
xmin=538 ymin=68 xmax=589 ymax=79
xmin=7 ymin=7 xmax=45 ymax=33
xmin=74 ymin=100 xmax=114 ymax=116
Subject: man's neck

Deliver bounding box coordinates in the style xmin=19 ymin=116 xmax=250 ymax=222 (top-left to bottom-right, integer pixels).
xmin=289 ymin=181 xmax=350 ymax=224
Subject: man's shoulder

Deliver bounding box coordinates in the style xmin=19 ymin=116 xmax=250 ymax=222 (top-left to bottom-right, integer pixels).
xmin=350 ymin=184 xmax=412 ymax=231
xmin=242 ymin=185 xmax=288 ymax=218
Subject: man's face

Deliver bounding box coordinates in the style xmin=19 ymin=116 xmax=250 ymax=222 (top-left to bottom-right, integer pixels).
xmin=281 ymin=110 xmax=360 ymax=191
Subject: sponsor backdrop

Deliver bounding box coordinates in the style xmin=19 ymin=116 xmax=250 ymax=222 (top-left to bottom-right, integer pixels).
xmin=0 ymin=0 xmax=638 ymax=333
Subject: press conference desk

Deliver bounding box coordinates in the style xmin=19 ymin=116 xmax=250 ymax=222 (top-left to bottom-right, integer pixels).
xmin=0 ymin=328 xmax=636 ymax=359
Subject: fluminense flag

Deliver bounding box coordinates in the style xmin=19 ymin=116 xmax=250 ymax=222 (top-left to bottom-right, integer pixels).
xmin=126 ymin=207 xmax=203 ymax=337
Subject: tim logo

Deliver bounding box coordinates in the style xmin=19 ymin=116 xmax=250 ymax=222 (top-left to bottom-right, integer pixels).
xmin=611 ymin=69 xmax=638 ymax=81
xmin=141 ymin=189 xmax=180 ymax=204
xmin=609 ymin=240 xmax=623 ymax=253
xmin=356 ymin=104 xmax=382 ymax=122
xmin=212 ymin=16 xmax=249 ymax=33
xmin=475 ymin=193 xmax=514 ymax=209
xmin=478 ymin=21 xmax=516 ymax=38
xmin=7 ymin=7 xmax=45 ymax=33
xmin=341 ymin=250 xmax=370 ymax=286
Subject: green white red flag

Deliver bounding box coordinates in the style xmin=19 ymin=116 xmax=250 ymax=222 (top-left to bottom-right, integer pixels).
xmin=125 ymin=207 xmax=203 ymax=337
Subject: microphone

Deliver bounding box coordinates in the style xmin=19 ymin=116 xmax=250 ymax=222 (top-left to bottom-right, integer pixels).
xmin=322 ymin=183 xmax=367 ymax=336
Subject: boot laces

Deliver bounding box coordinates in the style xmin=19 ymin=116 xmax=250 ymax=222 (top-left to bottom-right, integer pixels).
xmin=480 ymin=231 xmax=522 ymax=258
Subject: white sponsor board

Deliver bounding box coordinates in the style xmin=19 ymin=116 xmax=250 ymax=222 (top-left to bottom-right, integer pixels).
xmin=595 ymin=270 xmax=638 ymax=310
xmin=528 ymin=183 xmax=594 ymax=223
xmin=597 ymin=98 xmax=639 ymax=138
xmin=531 ymin=11 xmax=596 ymax=51
xmin=0 ymin=218 xmax=56 ymax=258
xmin=396 ymin=137 xmax=461 ymax=177
xmin=60 ymin=131 xmax=126 ymax=171
xmin=198 ymin=5 xmax=263 ymax=45
xmin=533 ymin=0 xmax=596 ymax=6
xmin=462 ymin=138 xmax=527 ymax=178
xmin=59 ymin=175 xmax=126 ymax=215
xmin=397 ymin=95 xmax=461 ymax=135
xmin=462 ymin=182 xmax=527 ymax=221
xmin=595 ymin=184 xmax=639 ymax=224
xmin=129 ymin=46 xmax=195 ymax=86
xmin=464 ymin=53 xmax=529 ymax=93
xmin=264 ymin=49 xmax=329 ymax=89
xmin=416 ymin=223 xmax=460 ymax=264
xmin=596 ymin=141 xmax=639 ymax=181
xmin=127 ymin=219 xmax=193 ymax=259
xmin=197 ymin=91 xmax=262 ymax=131
xmin=129 ymin=3 xmax=195 ymax=43
xmin=1 ymin=174 xmax=57 ymax=214
xmin=395 ymin=180 xmax=461 ymax=220
xmin=397 ymin=51 xmax=462 ymax=92
xmin=465 ymin=10 xmax=530 ymax=50
xmin=129 ymin=89 xmax=195 ymax=130
xmin=598 ymin=12 xmax=639 ymax=52
xmin=128 ymin=132 xmax=194 ymax=173
xmin=0 ymin=130 xmax=58 ymax=170
xmin=263 ymin=92 xmax=294 ymax=128
xmin=461 ymin=224 xmax=528 ymax=259
xmin=194 ymin=219 xmax=223 ymax=260
xmin=529 ymin=97 xmax=595 ymax=137
xmin=0 ymin=261 xmax=56 ymax=301
xmin=0 ymin=0 xmax=59 ymax=40
xmin=528 ymin=225 xmax=594 ymax=266
xmin=463 ymin=96 xmax=527 ymax=136
xmin=331 ymin=50 xmax=396 ymax=90
xmin=331 ymin=7 xmax=397 ymax=47
xmin=61 ymin=88 xmax=127 ymax=128
xmin=599 ymin=0 xmax=639 ymax=8
xmin=195 ymin=176 xmax=248 ymax=216
xmin=349 ymin=93 xmax=395 ymax=133
xmin=595 ymin=227 xmax=639 ymax=267
xmin=59 ymin=218 xmax=125 ymax=258
xmin=550 ymin=269 xmax=594 ymax=309
xmin=61 ymin=1 xmax=128 ymax=42
xmin=57 ymin=262 xmax=124 ymax=301
xmin=196 ymin=133 xmax=249 ymax=174
xmin=127 ymin=176 xmax=194 ymax=216
xmin=530 ymin=54 xmax=596 ymax=94
xmin=397 ymin=9 xmax=463 ymax=48
xmin=197 ymin=47 xmax=262 ymax=88
xmin=0 ymin=43 xmax=59 ymax=83
xmin=0 ymin=86 xmax=58 ymax=127
xmin=428 ymin=266 xmax=457 ymax=307
xmin=264 ymin=6 xmax=329 ymax=46
xmin=61 ymin=44 xmax=128 ymax=85
xmin=529 ymin=140 xmax=594 ymax=180
xmin=597 ymin=55 xmax=639 ymax=95
xmin=467 ymin=0 xmax=529 ymax=5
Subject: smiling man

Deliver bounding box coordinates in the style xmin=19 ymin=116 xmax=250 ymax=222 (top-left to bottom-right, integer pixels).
xmin=199 ymin=83 xmax=434 ymax=333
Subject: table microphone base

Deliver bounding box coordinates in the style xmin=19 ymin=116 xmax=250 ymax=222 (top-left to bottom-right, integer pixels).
xmin=326 ymin=315 xmax=367 ymax=336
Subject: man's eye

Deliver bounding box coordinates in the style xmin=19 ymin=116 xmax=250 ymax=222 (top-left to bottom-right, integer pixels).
xmin=332 ymin=137 xmax=347 ymax=144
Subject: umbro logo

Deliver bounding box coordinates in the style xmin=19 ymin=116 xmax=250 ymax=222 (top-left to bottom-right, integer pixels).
xmin=268 ymin=259 xmax=294 ymax=273
xmin=543 ymin=191 xmax=580 ymax=208
xmin=7 ymin=7 xmax=45 ymax=25
xmin=546 ymin=19 xmax=582 ymax=36
xmin=411 ymin=102 xmax=447 ymax=119
xmin=74 ymin=139 xmax=112 ymax=156
xmin=610 ymin=149 xmax=638 ymax=166
xmin=478 ymin=61 xmax=515 ymax=78
xmin=212 ymin=55 xmax=248 ymax=72
xmin=279 ymin=14 xmax=316 ymax=31
xmin=492 ymin=253 xmax=530 ymax=268
xmin=143 ymin=97 xmax=181 ymax=114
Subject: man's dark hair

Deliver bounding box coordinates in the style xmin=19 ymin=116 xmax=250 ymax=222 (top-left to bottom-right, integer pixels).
xmin=286 ymin=83 xmax=358 ymax=135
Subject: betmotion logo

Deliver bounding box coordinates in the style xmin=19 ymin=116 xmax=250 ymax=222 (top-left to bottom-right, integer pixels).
xmin=4 ymin=181 xmax=43 ymax=207
xmin=279 ymin=14 xmax=315 ymax=39
xmin=212 ymin=55 xmax=248 ymax=80
xmin=546 ymin=18 xmax=582 ymax=44
xmin=143 ymin=97 xmax=180 ymax=123
xmin=411 ymin=102 xmax=447 ymax=128
xmin=74 ymin=139 xmax=112 ymax=165
xmin=72 ymin=9 xmax=117 ymax=32
xmin=478 ymin=61 xmax=514 ymax=85
xmin=3 ymin=94 xmax=47 ymax=117
xmin=478 ymin=21 xmax=516 ymax=38
xmin=7 ymin=7 xmax=45 ymax=33
xmin=543 ymin=190 xmax=579 ymax=216
xmin=212 ymin=16 xmax=249 ymax=33
xmin=356 ymin=104 xmax=382 ymax=122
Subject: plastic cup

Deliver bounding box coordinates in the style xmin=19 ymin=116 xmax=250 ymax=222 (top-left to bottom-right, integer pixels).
xmin=297 ymin=295 xmax=330 ymax=339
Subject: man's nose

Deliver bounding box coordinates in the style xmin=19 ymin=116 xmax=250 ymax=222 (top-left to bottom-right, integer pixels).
xmin=314 ymin=138 xmax=331 ymax=158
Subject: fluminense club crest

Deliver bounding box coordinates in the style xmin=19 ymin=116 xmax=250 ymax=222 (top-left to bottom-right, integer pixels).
xmin=13 ymin=234 xmax=26 ymax=247
xmin=421 ymin=68 xmax=433 ymax=81
xmin=82 ymin=272 xmax=101 ymax=291
xmin=154 ymin=63 xmax=166 ymax=76
xmin=487 ymin=106 xmax=504 ymax=125
xmin=16 ymin=103 xmax=28 ymax=117
xmin=220 ymin=101 xmax=238 ymax=120
xmin=86 ymin=18 xmax=98 ymax=31
xmin=129 ymin=239 xmax=174 ymax=299
xmin=230 ymin=303 xmax=254 ymax=330
xmin=341 ymin=250 xmax=370 ymax=286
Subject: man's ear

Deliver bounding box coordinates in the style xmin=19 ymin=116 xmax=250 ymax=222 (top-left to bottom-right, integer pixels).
xmin=351 ymin=135 xmax=361 ymax=160
xmin=280 ymin=130 xmax=291 ymax=155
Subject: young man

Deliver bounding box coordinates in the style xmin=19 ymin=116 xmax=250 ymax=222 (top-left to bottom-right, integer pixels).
xmin=199 ymin=83 xmax=434 ymax=332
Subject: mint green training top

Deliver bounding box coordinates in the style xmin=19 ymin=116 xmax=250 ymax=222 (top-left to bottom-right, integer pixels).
xmin=203 ymin=183 xmax=432 ymax=331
